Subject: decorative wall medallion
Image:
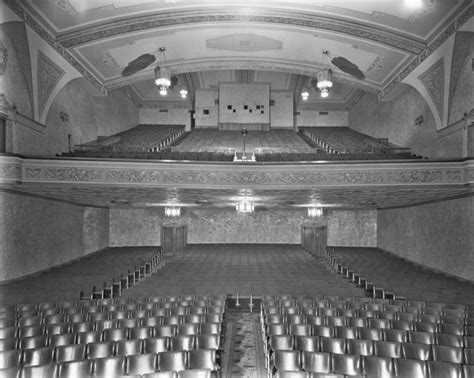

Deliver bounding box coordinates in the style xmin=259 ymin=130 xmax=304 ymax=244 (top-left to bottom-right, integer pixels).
xmin=37 ymin=51 xmax=65 ymax=118
xmin=106 ymin=170 xmax=161 ymax=183
xmin=445 ymin=170 xmax=462 ymax=181
xmin=366 ymin=56 xmax=383 ymax=74
xmin=418 ymin=58 xmax=444 ymax=121
xmin=25 ymin=168 xmax=41 ymax=179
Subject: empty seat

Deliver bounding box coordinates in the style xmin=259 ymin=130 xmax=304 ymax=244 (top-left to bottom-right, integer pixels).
xmin=331 ymin=354 xmax=362 ymax=376
xmin=157 ymin=350 xmax=187 ymax=372
xmin=427 ymin=361 xmax=463 ymax=378
xmin=275 ymin=371 xmax=309 ymax=378
xmin=143 ymin=371 xmax=178 ymax=378
xmin=195 ymin=334 xmax=220 ymax=350
xmin=18 ymin=335 xmax=48 ymax=349
xmin=346 ymin=339 xmax=373 ymax=356
xmin=0 ymin=349 xmax=22 ymax=369
xmin=408 ymin=331 xmax=435 ymax=345
xmin=273 ymin=350 xmax=301 ymax=373
xmin=129 ymin=326 xmax=155 ymax=340
xmin=156 ymin=325 xmax=177 ymax=338
xmin=359 ymin=327 xmax=383 ymax=341
xmin=102 ymin=327 xmax=128 ymax=342
xmin=334 ymin=326 xmax=358 ymax=340
xmin=57 ymin=359 xmax=93 ymax=378
xmin=373 ymin=340 xmax=402 ymax=358
xmin=169 ymin=335 xmax=194 ymax=351
xmin=294 ymin=336 xmax=319 ymax=352
xmin=319 ymin=337 xmax=346 ymax=354
xmin=144 ymin=337 xmax=169 ymax=354
xmin=0 ymin=367 xmax=21 ymax=378
xmin=86 ymin=341 xmax=115 ymax=359
xmin=20 ymin=362 xmax=58 ymax=378
xmin=301 ymin=351 xmax=331 ymax=374
xmin=54 ymin=344 xmax=86 ymax=362
xmin=269 ymin=335 xmax=294 ymax=352
xmin=187 ymin=349 xmax=219 ymax=371
xmin=402 ymin=342 xmax=432 ymax=360
xmin=383 ymin=329 xmax=408 ymax=343
xmin=93 ymin=356 xmax=126 ymax=377
xmin=311 ymin=326 xmax=333 ymax=338
xmin=76 ymin=330 xmax=102 ymax=344
xmin=394 ymin=358 xmax=427 ymax=378
xmin=49 ymin=333 xmax=75 ymax=347
xmin=177 ymin=323 xmax=200 ymax=336
xmin=177 ymin=369 xmax=212 ymax=378
xmin=199 ymin=323 xmax=221 ymax=335
xmin=127 ymin=352 xmax=158 ymax=375
xmin=22 ymin=346 xmax=55 ymax=366
xmin=363 ymin=355 xmax=394 ymax=378
xmin=18 ymin=325 xmax=44 ymax=338
xmin=115 ymin=339 xmax=143 ymax=356
xmin=0 ymin=338 xmax=17 ymax=352
xmin=431 ymin=345 xmax=463 ymax=363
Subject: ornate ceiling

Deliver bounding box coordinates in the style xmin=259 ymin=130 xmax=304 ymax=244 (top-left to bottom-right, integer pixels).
xmin=9 ymin=0 xmax=471 ymax=108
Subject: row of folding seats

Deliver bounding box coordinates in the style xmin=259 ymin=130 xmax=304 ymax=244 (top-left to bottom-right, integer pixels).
xmin=1 ymin=338 xmax=222 ymax=366
xmin=0 ymin=351 xmax=218 ymax=377
xmin=263 ymin=307 xmax=473 ymax=324
xmin=266 ymin=323 xmax=474 ymax=345
xmin=271 ymin=350 xmax=473 ymax=378
xmin=268 ymin=334 xmax=474 ymax=361
xmin=264 ymin=315 xmax=474 ymax=333
xmin=1 ymin=307 xmax=224 ymax=326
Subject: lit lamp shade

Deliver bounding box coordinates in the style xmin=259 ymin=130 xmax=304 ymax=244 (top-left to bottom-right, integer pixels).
xmin=316 ymin=69 xmax=333 ymax=89
xmin=165 ymin=206 xmax=181 ymax=217
xmin=308 ymin=207 xmax=323 ymax=217
xmin=301 ymin=88 xmax=309 ymax=101
xmin=236 ymin=201 xmax=254 ymax=213
xmin=179 ymin=87 xmax=188 ymax=99
xmin=155 ymin=66 xmax=171 ymax=87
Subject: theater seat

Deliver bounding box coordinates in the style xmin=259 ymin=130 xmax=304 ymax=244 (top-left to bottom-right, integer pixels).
xmin=177 ymin=369 xmax=212 ymax=378
xmin=143 ymin=372 xmax=178 ymax=378
xmin=272 ymin=350 xmax=301 ymax=373
xmin=157 ymin=351 xmax=187 ymax=372
xmin=93 ymin=356 xmax=126 ymax=377
xmin=394 ymin=359 xmax=427 ymax=378
xmin=427 ymin=361 xmax=463 ymax=378
xmin=22 ymin=346 xmax=55 ymax=366
xmin=57 ymin=359 xmax=93 ymax=378
xmin=0 ymin=367 xmax=21 ymax=378
xmin=21 ymin=362 xmax=58 ymax=378
xmin=0 ymin=349 xmax=22 ymax=369
xmin=126 ymin=353 xmax=158 ymax=375
xmin=363 ymin=355 xmax=394 ymax=378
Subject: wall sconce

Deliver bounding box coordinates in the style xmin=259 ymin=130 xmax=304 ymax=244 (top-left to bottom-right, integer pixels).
xmin=414 ymin=115 xmax=424 ymax=126
xmin=308 ymin=206 xmax=323 ymax=217
xmin=165 ymin=206 xmax=181 ymax=217
xmin=59 ymin=111 xmax=69 ymax=122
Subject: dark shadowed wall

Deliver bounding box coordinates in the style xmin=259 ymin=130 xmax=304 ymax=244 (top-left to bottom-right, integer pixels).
xmin=377 ymin=195 xmax=474 ymax=282
xmin=0 ymin=192 xmax=109 ymax=282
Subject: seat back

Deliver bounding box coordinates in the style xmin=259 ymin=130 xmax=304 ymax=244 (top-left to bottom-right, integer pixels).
xmin=0 ymin=349 xmax=22 ymax=369
xmin=427 ymin=361 xmax=463 ymax=378
xmin=54 ymin=344 xmax=86 ymax=362
xmin=363 ymin=355 xmax=394 ymax=378
xmin=126 ymin=352 xmax=158 ymax=375
xmin=157 ymin=350 xmax=187 ymax=372
xmin=273 ymin=350 xmax=301 ymax=372
xmin=57 ymin=359 xmax=93 ymax=378
xmin=115 ymin=339 xmax=143 ymax=356
xmin=187 ymin=349 xmax=218 ymax=371
xmin=93 ymin=356 xmax=126 ymax=377
xmin=22 ymin=346 xmax=54 ymax=367
xmin=301 ymin=351 xmax=330 ymax=374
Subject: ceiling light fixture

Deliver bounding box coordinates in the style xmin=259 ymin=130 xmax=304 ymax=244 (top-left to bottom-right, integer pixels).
xmin=316 ymin=50 xmax=333 ymax=98
xmin=236 ymin=200 xmax=255 ymax=213
xmin=308 ymin=206 xmax=323 ymax=217
xmin=301 ymin=88 xmax=309 ymax=101
xmin=165 ymin=206 xmax=181 ymax=217
xmin=179 ymin=86 xmax=188 ymax=99
xmin=154 ymin=47 xmax=171 ymax=96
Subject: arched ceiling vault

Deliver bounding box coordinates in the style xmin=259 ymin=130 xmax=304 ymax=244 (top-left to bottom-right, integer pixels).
xmin=6 ymin=0 xmax=472 ymax=108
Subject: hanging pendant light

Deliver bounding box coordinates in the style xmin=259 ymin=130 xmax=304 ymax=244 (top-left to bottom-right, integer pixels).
xmin=154 ymin=47 xmax=171 ymax=96
xmin=317 ymin=50 xmax=333 ymax=98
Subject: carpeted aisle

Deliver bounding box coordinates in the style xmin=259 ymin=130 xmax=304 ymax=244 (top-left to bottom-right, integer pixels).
xmin=222 ymin=311 xmax=266 ymax=378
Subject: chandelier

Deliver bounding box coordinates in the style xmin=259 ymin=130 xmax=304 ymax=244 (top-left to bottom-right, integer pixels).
xmin=316 ymin=50 xmax=333 ymax=98
xmin=308 ymin=206 xmax=323 ymax=217
xmin=154 ymin=47 xmax=171 ymax=96
xmin=165 ymin=206 xmax=181 ymax=217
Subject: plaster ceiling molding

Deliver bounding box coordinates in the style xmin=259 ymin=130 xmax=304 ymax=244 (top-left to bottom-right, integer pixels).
xmin=366 ymin=56 xmax=384 ymax=74
xmin=418 ymin=57 xmax=445 ymax=122
xmin=55 ymin=0 xmax=77 ymax=15
xmin=408 ymin=1 xmax=438 ymax=22
xmin=37 ymin=51 xmax=66 ymax=119
xmin=207 ymin=33 xmax=284 ymax=53
xmin=102 ymin=51 xmax=121 ymax=70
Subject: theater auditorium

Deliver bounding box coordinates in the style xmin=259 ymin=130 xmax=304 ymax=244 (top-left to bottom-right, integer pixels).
xmin=0 ymin=0 xmax=473 ymax=377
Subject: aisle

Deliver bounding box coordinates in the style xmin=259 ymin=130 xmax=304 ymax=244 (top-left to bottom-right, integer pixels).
xmin=222 ymin=311 xmax=266 ymax=378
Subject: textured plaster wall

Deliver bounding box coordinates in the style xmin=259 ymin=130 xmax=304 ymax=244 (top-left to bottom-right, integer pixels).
xmin=349 ymin=88 xmax=463 ymax=158
xmin=139 ymin=108 xmax=191 ymax=130
xmin=219 ymin=84 xmax=270 ymax=124
xmin=270 ymin=92 xmax=294 ymax=128
xmin=2 ymin=21 xmax=34 ymax=118
xmin=21 ymin=79 xmax=139 ymax=157
xmin=195 ymin=90 xmax=218 ymax=128
xmin=0 ymin=191 xmax=109 ymax=282
xmin=378 ymin=196 xmax=474 ymax=282
xmin=109 ymin=208 xmax=377 ymax=247
xmin=327 ymin=210 xmax=377 ymax=247
xmin=296 ymin=111 xmax=349 ymax=127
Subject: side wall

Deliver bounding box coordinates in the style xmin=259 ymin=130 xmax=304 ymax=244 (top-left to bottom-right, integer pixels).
xmin=0 ymin=191 xmax=109 ymax=282
xmin=378 ymin=196 xmax=474 ymax=282
xmin=109 ymin=208 xmax=377 ymax=247
xmin=349 ymin=88 xmax=463 ymax=158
